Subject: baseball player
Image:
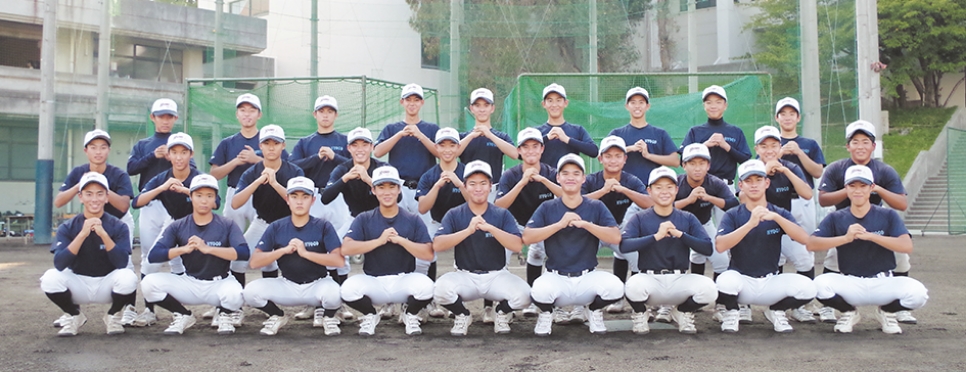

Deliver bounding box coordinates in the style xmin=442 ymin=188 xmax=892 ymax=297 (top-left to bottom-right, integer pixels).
xmin=433 ymin=161 xmax=530 ymax=335
xmin=582 ymin=135 xmax=652 ymax=313
xmin=320 ymin=127 xmax=387 ymax=220
xmin=620 ymin=166 xmax=716 ymax=334
xmin=525 ymin=154 xmax=624 ymax=335
xmin=41 ymin=172 xmax=137 ymax=336
xmin=714 ymin=159 xmax=816 ymax=333
xmin=243 ymin=177 xmax=345 ymax=336
xmin=675 ymin=144 xmax=739 ymax=278
xmin=456 ymin=88 xmax=518 ymax=201
xmin=140 ymin=174 xmax=249 ymax=335
xmin=776 ymin=97 xmax=825 ymax=231
xmin=340 ymin=166 xmax=435 ymax=336
xmin=536 ymin=83 xmax=599 ymax=166
xmin=808 ymin=165 xmax=928 ymax=334
xmin=416 ymin=127 xmax=468 ymax=225
xmin=817 ymin=120 xmax=913 ymax=323
xmin=607 ymin=87 xmax=680 ymax=186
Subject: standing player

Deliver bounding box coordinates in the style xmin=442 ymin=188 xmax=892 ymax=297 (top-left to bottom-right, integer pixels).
xmin=243 ymin=177 xmax=345 ymax=336
xmin=679 ymin=85 xmax=752 ymax=193
xmin=536 ymin=83 xmax=599 ymax=165
xmin=607 ymin=87 xmax=680 ymax=185
xmin=620 ymin=166 xmax=716 ymax=334
xmin=776 ymin=97 xmax=825 ymax=233
xmin=525 ymin=154 xmax=624 ymax=335
xmin=140 ymin=174 xmax=249 ymax=335
xmin=41 ymin=172 xmax=137 ymax=336
xmin=807 ymin=165 xmax=928 ymax=334
xmin=340 ymin=166 xmax=435 ymax=336
xmin=433 ymin=161 xmax=530 ymax=335
xmin=714 ymin=160 xmax=816 ymax=333
xmin=416 ymin=127 xmax=468 ymax=227
xmin=456 ymin=88 xmax=518 ymax=201
xmin=320 ymin=127 xmax=386 ymax=222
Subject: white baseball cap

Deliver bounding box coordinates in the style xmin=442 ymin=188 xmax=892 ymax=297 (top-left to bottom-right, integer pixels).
xmin=83 ymin=129 xmax=111 ymax=147
xmin=846 ymin=120 xmax=876 ymax=141
xmin=625 ymin=87 xmax=650 ymax=103
xmin=598 ymin=135 xmax=627 ymax=156
xmin=314 ymin=95 xmax=338 ymax=112
xmin=682 ymin=143 xmax=711 ymax=162
xmin=738 ymin=159 xmax=767 ymax=181
xmin=236 ymin=93 xmax=262 ymax=111
xmin=401 ymin=83 xmax=424 ymax=99
xmin=844 ymin=165 xmax=874 ymax=185
xmin=542 ymin=83 xmax=567 ymax=99
xmin=372 ymin=166 xmax=403 ymax=186
xmin=167 ymin=132 xmax=194 ymax=151
xmin=189 ymin=174 xmax=219 ymax=193
xmin=647 ymin=166 xmax=678 ymax=186
xmin=775 ymin=97 xmax=800 ymax=116
xmin=347 ymin=127 xmax=373 ymax=144
xmin=463 ymin=160 xmax=492 ymax=179
xmin=557 ymin=153 xmax=585 ymax=173
xmin=516 ymin=127 xmax=544 ymax=147
xmin=702 ymin=85 xmax=727 ymax=102
xmin=79 ymin=172 xmax=110 ymax=191
xmin=151 ymin=98 xmax=178 ymax=117
xmin=259 ymin=124 xmax=285 ymax=143
xmin=754 ymin=126 xmax=782 ymax=145
xmin=435 ymin=127 xmax=460 ymax=144
xmin=286 ymin=176 xmax=317 ymax=195
xmin=470 ymin=88 xmax=494 ymax=104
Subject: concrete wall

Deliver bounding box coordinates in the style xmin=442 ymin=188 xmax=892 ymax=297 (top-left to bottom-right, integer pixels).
xmin=898 ymin=73 xmax=966 ymax=109
xmin=647 ymin=2 xmax=759 ymax=71
xmin=901 ymin=106 xmax=966 ymax=216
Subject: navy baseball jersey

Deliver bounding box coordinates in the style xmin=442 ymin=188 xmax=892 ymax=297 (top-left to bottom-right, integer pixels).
xmin=527 ymin=197 xmax=618 ymax=273
xmin=675 ymin=174 xmax=739 ymax=224
xmin=256 ymin=216 xmax=342 ymax=284
xmin=346 ymin=209 xmax=432 ymax=276
xmin=780 ymin=136 xmax=825 ymax=188
xmin=819 ymin=158 xmax=906 ymax=210
xmin=436 ymin=203 xmax=521 ymax=272
xmin=415 ymin=163 xmax=467 ymax=222
xmin=763 ymin=159 xmax=808 ymax=211
xmin=717 ymin=203 xmax=797 ymax=278
xmin=607 ymin=124 xmax=678 ymax=182
xmin=289 ymin=131 xmax=350 ymax=187
xmin=148 ymin=214 xmax=250 ymax=280
xmin=237 ymin=161 xmax=305 ymax=223
xmin=51 ymin=213 xmax=131 ymax=277
xmin=136 ymin=168 xmax=217 ymax=220
xmin=581 ymin=171 xmax=647 ymax=224
xmin=375 ymin=121 xmax=441 ymax=181
xmin=620 ymin=208 xmax=712 ymax=272
xmin=497 ymin=163 xmax=559 ymax=226
xmin=60 ymin=164 xmax=134 ymax=219
xmin=208 ymin=132 xmax=291 ymax=188
xmin=535 ymin=122 xmax=599 ymax=166
xmin=320 ymin=158 xmax=387 ymax=217
xmin=813 ymin=205 xmax=909 ymax=277
xmin=678 ymin=119 xmax=752 ymax=183
xmin=127 ymin=132 xmax=196 ymax=190
xmin=458 ymin=129 xmax=513 ymax=184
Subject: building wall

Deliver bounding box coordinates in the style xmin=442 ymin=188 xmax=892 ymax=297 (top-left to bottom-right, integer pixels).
xmin=898 ymin=73 xmax=966 ymax=108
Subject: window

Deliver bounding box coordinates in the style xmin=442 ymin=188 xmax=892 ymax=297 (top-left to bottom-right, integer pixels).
xmin=0 ymin=124 xmax=38 ymax=181
xmin=229 ymin=0 xmax=269 ymax=16
xmin=107 ymin=42 xmax=184 ymax=83
xmin=421 ymin=35 xmax=450 ymax=71
xmin=0 ymin=36 xmax=41 ymax=69
xmin=680 ymin=0 xmax=717 ymax=11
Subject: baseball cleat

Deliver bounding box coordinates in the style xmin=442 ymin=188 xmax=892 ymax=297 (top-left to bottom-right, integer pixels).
xmin=522 ymin=304 xmax=539 ymax=318
xmin=229 ymin=310 xmax=244 ymax=327
xmin=294 ymin=306 xmax=314 ymax=321
xmin=493 ymin=312 xmax=512 ymax=334
xmin=312 ymin=308 xmax=326 ymax=328
xmin=834 ymin=311 xmax=860 ymax=333
xmin=321 ymin=316 xmax=341 ymax=336
xmin=534 ymin=312 xmax=553 ymax=336
xmin=672 ymin=309 xmax=697 ymax=334
xmin=120 ymin=305 xmax=138 ymax=326
xmin=53 ymin=313 xmax=71 ymax=328
xmin=451 ymin=314 xmax=472 ymax=336
xmin=630 ymin=311 xmax=650 ymax=335
xmin=217 ymin=313 xmax=236 ymax=335
xmin=738 ymin=304 xmax=753 ymax=324
xmin=57 ymin=313 xmax=87 ymax=337
xmin=259 ymin=315 xmax=288 ymax=336
xmin=358 ymin=313 xmax=380 ymax=336
xmin=720 ymin=310 xmax=739 ymax=333
xmin=818 ymin=306 xmax=838 ymax=323
xmin=605 ymin=299 xmax=626 ymax=314
xmin=764 ymin=310 xmax=794 ymax=333
xmin=712 ymin=304 xmax=727 ymax=322
xmin=482 ymin=306 xmax=496 ymax=324
xmin=655 ymin=306 xmax=673 ymax=323
xmin=552 ymin=307 xmax=569 ymax=324
xmin=104 ymin=313 xmax=125 ymax=335
xmin=789 ymin=306 xmax=817 ymax=323
xmin=875 ymin=309 xmax=902 ymax=334
xmin=163 ymin=313 xmax=197 ymax=335
xmin=895 ymin=310 xmax=917 ymax=325
xmin=587 ymin=309 xmax=607 ymax=334
xmin=569 ymin=306 xmax=588 ymax=325
xmin=132 ymin=308 xmax=157 ymax=327
xmin=403 ymin=313 xmax=423 ymax=336
xmin=201 ymin=306 xmax=219 ymax=320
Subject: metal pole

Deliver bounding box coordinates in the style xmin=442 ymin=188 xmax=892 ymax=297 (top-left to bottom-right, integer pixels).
xmin=800 ymin=0 xmax=822 ymax=145
xmin=35 ymin=0 xmax=58 ymax=245
xmin=687 ymin=0 xmax=697 ymax=93
xmin=449 ymin=0 xmax=462 ymax=128
xmin=310 ymin=0 xmax=318 ymax=77
xmin=360 ymin=76 xmax=367 ymax=128
xmin=95 ymin=0 xmax=111 ymax=130
xmin=213 ymin=0 xmax=224 ymax=81
xmin=589 ymin=0 xmax=598 ymax=102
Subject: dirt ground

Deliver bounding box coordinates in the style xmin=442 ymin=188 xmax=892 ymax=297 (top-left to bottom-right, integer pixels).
xmin=1 ymin=235 xmax=964 ymax=372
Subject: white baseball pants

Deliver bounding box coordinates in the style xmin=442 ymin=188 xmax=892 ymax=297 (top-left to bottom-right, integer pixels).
xmin=814 ymin=273 xmax=928 ymax=309
xmin=40 ymin=268 xmax=138 ymax=302
xmin=689 ymin=219 xmax=730 ymax=273
xmin=230 ymin=217 xmax=279 ymax=273
xmin=530 ymin=270 xmax=624 ymax=307
xmin=434 ymin=270 xmax=531 ymax=310
xmin=243 ymin=276 xmax=342 ymax=310
xmin=340 ymin=272 xmax=434 ymax=306
xmin=141 ymin=272 xmax=244 ymax=310
xmin=624 ymin=272 xmax=718 ymax=307
xmin=715 ymin=270 xmax=817 ymax=306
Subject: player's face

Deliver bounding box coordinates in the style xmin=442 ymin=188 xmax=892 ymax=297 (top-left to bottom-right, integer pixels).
xmin=372 ymin=182 xmax=401 ymax=208
xmin=236 ymin=103 xmax=261 ymax=129
xmin=647 ymin=178 xmax=677 ymax=207
xmin=286 ymin=191 xmax=314 ymax=216
xmin=259 ymin=139 xmax=284 ymax=161
xmin=84 ymin=139 xmax=110 ymax=165
xmin=435 ymin=140 xmax=459 ymax=163
xmin=683 ymin=157 xmax=709 ymax=182
xmin=167 ymin=145 xmax=192 ymax=171
xmin=542 ymin=93 xmax=567 ymax=120
xmin=348 ymin=139 xmax=372 ymax=163
xmin=464 ymin=173 xmax=491 ymax=205
xmin=401 ymin=95 xmax=424 ymax=116
xmin=518 ymin=140 xmax=544 ymax=165
xmin=314 ymin=107 xmax=337 ymax=130
xmin=79 ymin=183 xmax=108 ymax=215
xmin=150 ymin=113 xmax=177 ymax=134
xmin=190 ymin=187 xmax=218 ymax=215
xmin=755 ymin=137 xmax=781 ymax=162
xmin=776 ymin=107 xmax=800 ymax=132
xmin=845 ymin=181 xmax=873 ymax=207
xmin=598 ymin=147 xmax=627 ymax=174
xmin=703 ymin=95 xmax=727 ymax=120
xmin=738 ymin=175 xmax=769 ymax=200
xmin=556 ymin=163 xmax=585 ymax=194
xmin=847 ymin=133 xmax=875 ymax=164
xmin=625 ymin=96 xmax=649 ymax=119
xmin=470 ymin=99 xmax=494 ymax=122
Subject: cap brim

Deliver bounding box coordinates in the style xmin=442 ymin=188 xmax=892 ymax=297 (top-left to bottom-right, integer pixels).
xmin=236 ymin=101 xmax=261 ymax=110
xmin=168 ymin=141 xmax=193 ymax=151
xmin=626 ymin=93 xmax=649 ymax=103
xmin=844 ymin=177 xmax=873 ymax=185
xmin=471 ymin=97 xmax=494 ymax=104
xmin=682 ymin=154 xmax=710 ymax=163
xmin=315 ymin=104 xmax=337 ymax=112
xmin=189 ymin=184 xmax=219 ymax=193
xmin=401 ymin=92 xmax=424 ymax=99
xmin=755 ymin=135 xmax=781 ymax=145
xmin=152 ymin=109 xmax=178 ymax=117
xmin=372 ymin=178 xmax=402 ymax=186
xmin=702 ymin=92 xmax=726 ymax=101
xmin=260 ymin=135 xmax=285 ymax=143
xmin=599 ymin=144 xmax=626 ymax=156
xmin=775 ymin=104 xmax=799 ymax=115
xmin=557 ymin=160 xmax=584 ymax=172
xmin=517 ymin=136 xmax=543 ymax=147
xmin=648 ymin=175 xmax=677 ymax=186
xmin=739 ymin=170 xmax=767 ymax=181
xmin=80 ymin=180 xmax=109 ymax=190
xmin=464 ymin=169 xmax=492 ymax=179
xmin=435 ymin=136 xmax=460 ymax=144
xmin=848 ymin=129 xmax=875 ymax=140
xmin=85 ymin=135 xmax=112 ymax=146
xmin=543 ymin=90 xmax=566 ymax=99
xmin=348 ymin=136 xmax=373 ymax=144
xmin=287 ymin=186 xmax=316 ymax=195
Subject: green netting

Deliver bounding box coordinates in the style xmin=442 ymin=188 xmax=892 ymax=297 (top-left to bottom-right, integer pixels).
xmin=946 ymin=128 xmax=966 ymax=234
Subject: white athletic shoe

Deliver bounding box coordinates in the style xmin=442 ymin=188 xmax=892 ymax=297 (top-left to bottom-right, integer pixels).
xmin=339 ymin=306 xmax=355 ymax=322
xmin=712 ymin=304 xmax=727 ymax=323
xmin=451 ymin=314 xmax=472 ymax=336
xmin=522 ymin=304 xmax=539 ymax=318
xmin=322 ymin=317 xmax=341 ymax=336
xmin=672 ymin=309 xmax=697 ymax=334
xmin=312 ymin=308 xmax=326 ymax=328
xmin=53 ymin=313 xmax=71 ymax=328
xmin=201 ymin=306 xmax=219 ymax=320
xmin=721 ymin=310 xmax=739 ymax=333
xmin=58 ymin=313 xmax=87 ymax=337
xmin=482 ymin=306 xmax=496 ymax=324
xmin=569 ymin=306 xmax=588 ymax=324
xmin=403 ymin=313 xmax=423 ymax=336
xmin=738 ymin=304 xmax=753 ymax=324
xmin=819 ymin=306 xmax=838 ymax=323
xmin=654 ymin=306 xmax=673 ymax=323
xmin=493 ymin=312 xmax=512 ymax=334
xmin=789 ymin=306 xmax=817 ymax=323
xmin=587 ymin=309 xmax=607 ymax=334
xmin=534 ymin=312 xmax=553 ymax=336
xmin=428 ymin=302 xmax=448 ymax=318
xmin=132 ymin=308 xmax=157 ymax=327
xmin=875 ymin=309 xmax=902 ymax=334
xmin=895 ymin=310 xmax=917 ymax=325
xmin=358 ymin=313 xmax=380 ymax=336
xmin=834 ymin=311 xmax=860 ymax=333
xmin=229 ymin=310 xmax=244 ymax=327
xmin=605 ymin=299 xmax=625 ymax=314
xmin=163 ymin=313 xmax=197 ymax=335
xmin=120 ymin=305 xmax=138 ymax=326
xmin=294 ymin=306 xmax=314 ymax=321
xmin=764 ymin=310 xmax=794 ymax=333
xmin=631 ymin=311 xmax=650 ymax=335
xmin=104 ymin=313 xmax=125 ymax=335
xmin=259 ymin=315 xmax=288 ymax=336
xmin=217 ymin=313 xmax=236 ymax=335
xmin=552 ymin=307 xmax=569 ymax=324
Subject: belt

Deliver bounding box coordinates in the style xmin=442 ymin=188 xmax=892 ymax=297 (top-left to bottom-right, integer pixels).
xmin=549 ymin=268 xmax=594 ymax=278
xmin=291 ymin=273 xmax=327 ymax=285
xmin=725 ymin=179 xmax=734 ymax=185
xmin=849 ymin=270 xmax=893 ymax=279
xmin=645 ymin=269 xmax=683 ymax=275
xmin=196 ymin=273 xmax=229 ymax=281
xmin=748 ymin=271 xmax=779 ymax=279
xmin=459 ymin=269 xmax=500 ymax=275
xmin=403 ymin=180 xmax=419 ymax=189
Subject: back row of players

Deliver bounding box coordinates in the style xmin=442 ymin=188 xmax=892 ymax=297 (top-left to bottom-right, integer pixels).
xmin=43 ymin=82 xmax=927 ymax=337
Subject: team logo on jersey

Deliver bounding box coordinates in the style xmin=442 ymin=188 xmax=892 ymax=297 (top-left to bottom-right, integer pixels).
xmin=305 ymin=241 xmax=320 ymax=247
xmin=451 ymin=187 xmax=460 ymax=193
xmin=484 ymin=232 xmax=493 ymax=238
xmin=616 ymin=199 xmax=630 ymax=206
xmin=332 ymin=146 xmax=344 ymax=152
xmin=99 ymin=244 xmax=106 ymax=250
xmin=774 ymin=186 xmax=790 ymax=193
xmin=699 ymin=201 xmax=711 ymax=208
xmin=644 ymin=138 xmax=658 ymax=145
xmin=869 ymin=229 xmax=885 ymax=236
xmin=766 ymin=228 xmax=781 ymax=235
xmin=486 ymin=142 xmax=497 ymax=147
xmin=538 ymin=193 xmax=553 ymax=199
xmin=206 ymin=241 xmax=223 ymax=247
xmin=724 ymin=137 xmax=737 ymax=143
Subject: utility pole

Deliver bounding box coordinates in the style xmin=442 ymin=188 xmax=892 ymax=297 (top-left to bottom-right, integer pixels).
xmin=35 ymin=0 xmax=58 ymax=245
xmin=310 ymin=0 xmax=318 ymax=106
xmin=449 ymin=0 xmax=462 ymax=128
xmin=588 ymin=0 xmax=598 ymax=102
xmin=213 ymin=0 xmax=224 ymax=82
xmin=855 ymin=0 xmax=883 ymax=152
xmin=687 ymin=0 xmax=697 ymax=93
xmin=800 ymin=0 xmax=822 ymax=145
xmin=95 ymin=0 xmax=111 ymax=130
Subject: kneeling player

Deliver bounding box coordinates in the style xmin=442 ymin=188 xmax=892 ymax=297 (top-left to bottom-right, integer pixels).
xmin=140 ymin=175 xmax=250 ymax=335
xmin=807 ymin=165 xmax=928 ymax=334
xmin=620 ymin=167 xmax=717 ymax=334
xmin=243 ymin=177 xmax=346 ymax=336
xmin=433 ymin=161 xmax=530 ymax=335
